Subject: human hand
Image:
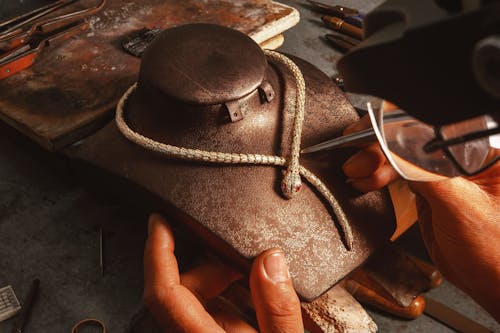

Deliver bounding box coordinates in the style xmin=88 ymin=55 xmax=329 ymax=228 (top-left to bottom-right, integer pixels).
xmin=143 ymin=213 xmax=304 ymax=333
xmin=342 ymin=116 xmax=500 ymax=321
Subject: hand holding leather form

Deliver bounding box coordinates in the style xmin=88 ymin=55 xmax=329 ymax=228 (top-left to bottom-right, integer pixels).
xmin=144 ymin=214 xmax=304 ymax=332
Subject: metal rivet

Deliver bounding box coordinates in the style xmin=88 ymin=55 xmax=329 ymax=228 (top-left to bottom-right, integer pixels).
xmin=258 ymin=80 xmax=275 ymax=103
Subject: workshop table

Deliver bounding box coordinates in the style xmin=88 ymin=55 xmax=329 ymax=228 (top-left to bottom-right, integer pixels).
xmin=1 ymin=0 xmax=499 ymax=332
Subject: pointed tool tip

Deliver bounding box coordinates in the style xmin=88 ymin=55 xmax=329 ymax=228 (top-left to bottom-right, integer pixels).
xmin=300 ymin=148 xmax=311 ymax=154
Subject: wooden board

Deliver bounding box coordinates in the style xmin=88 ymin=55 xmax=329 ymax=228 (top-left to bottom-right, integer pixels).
xmin=0 ymin=0 xmax=299 ymax=150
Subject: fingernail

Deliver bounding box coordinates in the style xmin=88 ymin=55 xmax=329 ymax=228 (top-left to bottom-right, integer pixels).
xmin=148 ymin=213 xmax=161 ymax=235
xmin=263 ymin=251 xmax=290 ymax=283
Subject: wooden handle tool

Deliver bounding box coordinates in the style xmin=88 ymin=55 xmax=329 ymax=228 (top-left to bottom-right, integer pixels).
xmin=408 ymin=255 xmax=443 ymax=289
xmin=344 ymin=279 xmax=425 ymax=319
xmin=321 ymin=15 xmax=363 ymax=40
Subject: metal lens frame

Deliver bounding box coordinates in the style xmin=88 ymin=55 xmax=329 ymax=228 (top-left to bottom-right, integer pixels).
xmin=433 ymin=120 xmax=500 ymax=177
xmin=366 ymin=102 xmax=449 ymax=181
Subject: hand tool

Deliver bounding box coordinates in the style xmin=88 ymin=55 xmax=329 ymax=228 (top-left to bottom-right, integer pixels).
xmin=344 ymin=279 xmax=425 ymax=319
xmin=0 ymin=21 xmax=89 ymax=79
xmin=324 ymin=33 xmax=358 ymax=52
xmin=326 ymin=32 xmax=359 ymax=48
xmin=0 ymin=0 xmax=106 ymax=53
xmin=0 ymin=285 xmax=21 ymax=323
xmin=99 ymin=227 xmax=104 ymax=276
xmin=321 ymin=15 xmax=363 ymax=40
xmin=407 ymin=255 xmax=443 ymax=290
xmin=11 ymin=279 xmax=40 ymax=333
xmin=301 ymin=109 xmax=410 ymax=154
xmin=303 ymin=126 xmax=376 ymax=153
xmin=424 ymin=297 xmax=494 ymax=333
xmin=122 ymin=27 xmax=163 ymax=57
xmin=0 ymin=0 xmax=76 ymax=36
xmin=306 ymin=0 xmax=364 ymax=28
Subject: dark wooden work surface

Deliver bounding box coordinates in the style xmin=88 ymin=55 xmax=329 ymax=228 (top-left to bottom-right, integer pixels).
xmin=0 ymin=0 xmax=298 ymax=150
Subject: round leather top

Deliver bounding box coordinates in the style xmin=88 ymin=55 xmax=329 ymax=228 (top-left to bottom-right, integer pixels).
xmin=139 ymin=23 xmax=268 ymax=106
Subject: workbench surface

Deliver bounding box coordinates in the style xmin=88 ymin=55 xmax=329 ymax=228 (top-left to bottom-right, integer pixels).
xmin=1 ymin=1 xmax=499 ymax=332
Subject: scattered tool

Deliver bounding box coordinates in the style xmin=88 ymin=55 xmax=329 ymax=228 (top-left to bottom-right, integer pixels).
xmin=306 ymin=0 xmax=364 ymax=28
xmin=407 ymin=255 xmax=443 ymax=290
xmin=0 ymin=0 xmax=104 ymax=51
xmin=344 ymin=279 xmax=426 ymax=319
xmin=0 ymin=285 xmax=21 ymax=323
xmin=424 ymin=297 xmax=494 ymax=333
xmin=0 ymin=0 xmax=77 ymax=36
xmin=0 ymin=21 xmax=89 ymax=79
xmin=122 ymin=27 xmax=163 ymax=57
xmin=0 ymin=0 xmax=105 ymax=79
xmin=325 ymin=32 xmax=359 ymax=52
xmin=99 ymin=227 xmax=104 ymax=276
xmin=11 ymin=279 xmax=40 ymax=333
xmin=321 ymin=15 xmax=363 ymax=40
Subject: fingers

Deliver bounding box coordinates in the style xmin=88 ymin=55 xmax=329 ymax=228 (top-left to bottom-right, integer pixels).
xmin=250 ymin=249 xmax=303 ymax=333
xmin=342 ymin=143 xmax=399 ymax=192
xmin=343 ymin=115 xmax=372 ymax=135
xmin=144 ymin=213 xmax=178 ymax=287
xmin=181 ymin=259 xmax=243 ymax=301
xmin=143 ymin=214 xmax=226 ymax=333
xmin=342 ymin=115 xmax=399 ymax=192
xmin=347 ymin=163 xmax=400 ymax=192
xmin=382 ymin=100 xmax=399 ymax=112
xmin=343 ymin=145 xmax=386 ymax=178
xmin=207 ymin=297 xmax=258 ymax=333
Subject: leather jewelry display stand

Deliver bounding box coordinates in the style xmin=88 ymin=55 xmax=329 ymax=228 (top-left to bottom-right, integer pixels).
xmin=67 ymin=23 xmax=396 ymax=301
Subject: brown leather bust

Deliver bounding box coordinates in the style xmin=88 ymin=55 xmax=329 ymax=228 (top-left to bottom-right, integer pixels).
xmin=70 ymin=24 xmax=395 ymax=301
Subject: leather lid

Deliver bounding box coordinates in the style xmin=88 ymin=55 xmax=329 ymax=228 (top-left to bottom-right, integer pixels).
xmin=139 ymin=23 xmax=267 ymax=106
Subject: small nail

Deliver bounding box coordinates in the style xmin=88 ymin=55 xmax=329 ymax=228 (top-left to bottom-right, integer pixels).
xmin=263 ymin=251 xmax=290 ymax=283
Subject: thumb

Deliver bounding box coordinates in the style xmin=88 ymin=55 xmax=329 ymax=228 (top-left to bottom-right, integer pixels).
xmin=249 ymin=249 xmax=303 ymax=333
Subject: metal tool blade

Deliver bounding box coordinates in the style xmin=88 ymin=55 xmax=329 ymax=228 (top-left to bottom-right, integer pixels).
xmin=424 ymin=297 xmax=494 ymax=333
xmin=301 ymin=109 xmax=412 ymax=154
xmin=301 ymin=127 xmax=376 ymax=153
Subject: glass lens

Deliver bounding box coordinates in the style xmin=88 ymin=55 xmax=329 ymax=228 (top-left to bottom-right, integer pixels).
xmin=368 ymin=102 xmax=453 ymax=181
xmin=381 ymin=110 xmax=458 ymax=181
xmin=368 ymin=101 xmax=500 ymax=181
xmin=441 ymin=114 xmax=500 ymax=174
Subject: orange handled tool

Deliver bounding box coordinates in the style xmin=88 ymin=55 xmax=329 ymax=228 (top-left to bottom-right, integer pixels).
xmin=0 ymin=21 xmax=88 ymax=79
xmin=0 ymin=0 xmax=105 ymax=53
